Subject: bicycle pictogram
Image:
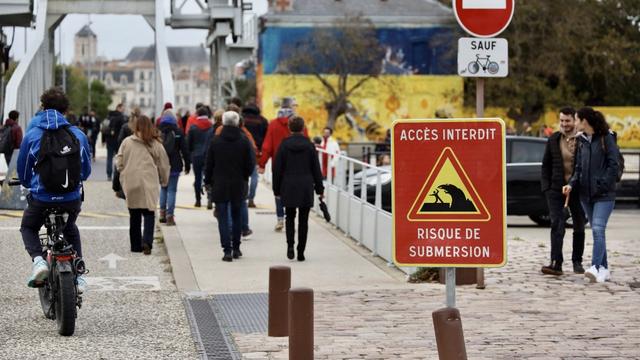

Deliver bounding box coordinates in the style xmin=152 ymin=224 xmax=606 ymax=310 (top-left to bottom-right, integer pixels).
xmin=467 ymin=54 xmax=500 ymax=75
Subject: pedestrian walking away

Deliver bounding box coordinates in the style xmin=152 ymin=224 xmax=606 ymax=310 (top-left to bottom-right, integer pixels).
xmin=258 ymin=97 xmax=308 ymax=232
xmin=103 ymin=104 xmax=126 ymax=181
xmin=187 ymin=106 xmax=213 ymax=208
xmin=204 ymin=111 xmax=255 ymax=262
xmin=241 ymin=102 xmax=269 ymax=208
xmin=158 ymin=110 xmax=191 ymax=226
xmin=564 ymin=107 xmax=620 ymax=283
xmin=540 ymin=107 xmax=586 ymax=276
xmin=116 ymin=115 xmax=170 ymax=255
xmin=17 ymin=87 xmax=92 ymax=294
xmin=1 ymin=110 xmax=23 ymax=166
xmin=272 ymin=116 xmax=324 ymax=261
xmin=217 ymin=103 xmax=258 ymax=238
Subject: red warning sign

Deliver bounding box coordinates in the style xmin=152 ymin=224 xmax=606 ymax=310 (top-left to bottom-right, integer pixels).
xmin=392 ymin=119 xmax=506 ymax=267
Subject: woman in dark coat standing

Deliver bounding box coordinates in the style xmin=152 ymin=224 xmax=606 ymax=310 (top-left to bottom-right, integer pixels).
xmin=564 ymin=107 xmax=619 ymax=283
xmin=272 ymin=116 xmax=324 ymax=261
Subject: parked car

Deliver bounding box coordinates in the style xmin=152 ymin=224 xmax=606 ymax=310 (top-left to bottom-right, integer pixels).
xmin=353 ymin=136 xmax=549 ymax=225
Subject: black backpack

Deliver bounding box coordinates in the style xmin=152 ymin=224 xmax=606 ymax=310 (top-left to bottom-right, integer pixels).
xmin=161 ymin=128 xmax=177 ymax=155
xmin=35 ymin=127 xmax=82 ymax=193
xmin=0 ymin=125 xmax=13 ymax=154
xmin=602 ymin=131 xmax=625 ymax=182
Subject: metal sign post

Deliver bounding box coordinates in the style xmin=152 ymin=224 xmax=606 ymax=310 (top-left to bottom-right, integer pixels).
xmin=446 ymin=268 xmax=456 ymax=307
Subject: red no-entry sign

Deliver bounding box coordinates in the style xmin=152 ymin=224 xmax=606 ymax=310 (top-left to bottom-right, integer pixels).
xmin=392 ymin=119 xmax=506 ymax=267
xmin=453 ymin=0 xmax=515 ymax=38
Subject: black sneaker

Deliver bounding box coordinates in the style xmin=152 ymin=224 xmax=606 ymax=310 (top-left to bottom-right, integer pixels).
xmin=233 ymin=249 xmax=242 ymax=259
xmin=297 ymin=252 xmax=305 ymax=262
xmin=222 ymin=252 xmax=233 ymax=262
xmin=287 ymin=246 xmax=294 ymax=260
xmin=195 ymin=199 xmax=201 ymax=208
xmin=541 ymin=261 xmax=563 ymax=276
xmin=207 ymin=200 xmax=213 ymax=210
xmin=573 ymin=262 xmax=585 ymax=274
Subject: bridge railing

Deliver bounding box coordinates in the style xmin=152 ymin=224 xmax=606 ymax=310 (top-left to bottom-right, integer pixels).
xmin=3 ymin=0 xmax=48 ymax=126
xmin=263 ymin=148 xmax=412 ymax=274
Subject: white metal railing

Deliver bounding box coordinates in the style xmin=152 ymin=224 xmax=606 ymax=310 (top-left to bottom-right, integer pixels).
xmin=264 ymin=148 xmax=410 ymax=273
xmin=3 ymin=0 xmax=47 ymax=126
xmin=154 ymin=0 xmax=175 ymax=114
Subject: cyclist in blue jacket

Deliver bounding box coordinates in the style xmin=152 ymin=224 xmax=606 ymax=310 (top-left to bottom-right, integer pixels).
xmin=17 ymin=88 xmax=92 ymax=293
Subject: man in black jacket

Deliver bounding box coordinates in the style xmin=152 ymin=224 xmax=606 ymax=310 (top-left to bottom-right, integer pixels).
xmin=105 ymin=104 xmax=126 ymax=181
xmin=540 ymin=107 xmax=586 ymax=275
xmin=242 ymin=103 xmax=269 ymax=208
xmin=204 ymin=111 xmax=255 ymax=262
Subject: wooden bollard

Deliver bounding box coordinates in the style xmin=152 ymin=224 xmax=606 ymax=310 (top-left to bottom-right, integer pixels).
xmin=432 ymin=307 xmax=467 ymax=360
xmin=268 ymin=266 xmax=291 ymax=337
xmin=288 ymin=287 xmax=314 ymax=360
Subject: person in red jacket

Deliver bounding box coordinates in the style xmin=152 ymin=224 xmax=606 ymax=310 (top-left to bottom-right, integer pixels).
xmin=258 ymin=98 xmax=308 ymax=231
xmin=2 ymin=110 xmax=23 ymax=166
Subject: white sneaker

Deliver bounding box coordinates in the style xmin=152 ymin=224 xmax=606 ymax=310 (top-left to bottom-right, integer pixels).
xmin=27 ymin=256 xmax=49 ymax=288
xmin=274 ymin=219 xmax=284 ymax=232
xmin=584 ymin=265 xmax=598 ymax=283
xmin=76 ymin=275 xmax=87 ymax=294
xmin=596 ymin=267 xmax=610 ymax=283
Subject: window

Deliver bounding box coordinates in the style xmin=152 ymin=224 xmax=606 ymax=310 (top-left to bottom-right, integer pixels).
xmin=510 ymin=140 xmax=546 ymax=164
xmin=120 ymin=75 xmax=128 ymax=85
xmin=139 ymin=72 xmax=144 ymax=80
xmin=139 ymin=83 xmax=144 ymax=93
xmin=140 ymin=98 xmax=145 ymax=107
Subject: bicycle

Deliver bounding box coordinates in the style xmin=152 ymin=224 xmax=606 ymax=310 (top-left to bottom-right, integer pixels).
xmin=2 ymin=178 xmax=86 ymax=336
xmin=467 ymin=54 xmax=500 ymax=75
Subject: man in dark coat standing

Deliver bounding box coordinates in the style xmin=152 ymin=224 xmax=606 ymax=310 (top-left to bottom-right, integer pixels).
xmin=105 ymin=104 xmax=126 ymax=181
xmin=242 ymin=103 xmax=269 ymax=208
xmin=272 ymin=116 xmax=324 ymax=261
xmin=204 ymin=111 xmax=255 ymax=262
xmin=540 ymin=106 xmax=586 ymax=275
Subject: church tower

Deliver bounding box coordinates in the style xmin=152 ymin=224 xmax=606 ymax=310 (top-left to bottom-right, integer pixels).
xmin=73 ymin=25 xmax=97 ymax=65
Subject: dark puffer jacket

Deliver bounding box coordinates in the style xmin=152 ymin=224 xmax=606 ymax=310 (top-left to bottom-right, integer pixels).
xmin=568 ymin=132 xmax=619 ymax=202
xmin=204 ymin=126 xmax=255 ymax=202
xmin=272 ymin=134 xmax=324 ymax=208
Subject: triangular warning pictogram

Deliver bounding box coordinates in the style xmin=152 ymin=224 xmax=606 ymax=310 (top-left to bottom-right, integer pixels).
xmin=407 ymin=147 xmax=490 ymax=222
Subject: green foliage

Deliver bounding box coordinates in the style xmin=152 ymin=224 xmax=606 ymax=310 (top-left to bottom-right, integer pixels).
xmin=452 ymin=0 xmax=640 ymax=124
xmin=55 ymin=65 xmax=113 ymax=119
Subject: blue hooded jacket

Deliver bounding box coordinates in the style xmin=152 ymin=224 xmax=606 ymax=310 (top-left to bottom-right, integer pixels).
xmin=17 ymin=109 xmax=92 ymax=202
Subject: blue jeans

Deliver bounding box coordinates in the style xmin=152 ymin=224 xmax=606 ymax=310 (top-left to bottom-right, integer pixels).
xmin=106 ymin=145 xmax=116 ymax=178
xmin=192 ymin=156 xmax=205 ymax=201
xmin=216 ymin=201 xmax=242 ymax=253
xmin=581 ymin=200 xmax=615 ymax=269
xmin=228 ymin=200 xmax=250 ymax=232
xmin=160 ymin=174 xmax=180 ymax=216
xmin=275 ymin=196 xmax=284 ymax=220
xmin=248 ymin=167 xmax=259 ymax=201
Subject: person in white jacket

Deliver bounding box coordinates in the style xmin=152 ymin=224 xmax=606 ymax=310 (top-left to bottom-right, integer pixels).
xmin=320 ymin=127 xmax=341 ymax=180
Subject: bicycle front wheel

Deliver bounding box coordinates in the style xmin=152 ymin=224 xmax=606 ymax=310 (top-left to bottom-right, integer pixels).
xmin=55 ymin=272 xmax=77 ymax=336
xmin=487 ymin=62 xmax=500 ymax=74
xmin=468 ymin=62 xmax=480 ymax=74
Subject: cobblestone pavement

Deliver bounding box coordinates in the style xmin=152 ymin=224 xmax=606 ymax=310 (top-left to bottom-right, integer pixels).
xmin=0 ymin=165 xmax=197 ymax=359
xmin=232 ymin=209 xmax=640 ymax=359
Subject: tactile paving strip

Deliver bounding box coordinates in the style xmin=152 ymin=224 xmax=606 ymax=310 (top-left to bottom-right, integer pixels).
xmin=213 ymin=293 xmax=268 ymax=334
xmin=184 ymin=298 xmax=240 ymax=360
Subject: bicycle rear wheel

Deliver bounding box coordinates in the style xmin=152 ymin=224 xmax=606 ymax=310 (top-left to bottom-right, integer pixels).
xmin=55 ymin=272 xmax=77 ymax=336
xmin=38 ymin=281 xmax=54 ymax=320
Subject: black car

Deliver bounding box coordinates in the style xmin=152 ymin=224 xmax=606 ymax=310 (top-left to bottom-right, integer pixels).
xmin=353 ymin=136 xmax=550 ymax=224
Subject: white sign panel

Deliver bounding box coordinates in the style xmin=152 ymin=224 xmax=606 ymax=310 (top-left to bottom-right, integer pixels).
xmin=458 ymin=37 xmax=508 ymax=78
xmin=462 ymin=0 xmax=507 ymax=9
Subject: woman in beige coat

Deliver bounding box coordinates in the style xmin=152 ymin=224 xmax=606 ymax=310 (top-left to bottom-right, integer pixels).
xmin=116 ymin=115 xmax=170 ymax=255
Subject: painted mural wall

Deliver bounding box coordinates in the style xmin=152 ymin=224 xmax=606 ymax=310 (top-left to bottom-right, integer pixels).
xmin=261 ymin=74 xmax=463 ymax=142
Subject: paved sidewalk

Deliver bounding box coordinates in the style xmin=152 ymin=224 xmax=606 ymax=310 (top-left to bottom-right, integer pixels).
xmin=163 ymin=173 xmax=640 ymax=359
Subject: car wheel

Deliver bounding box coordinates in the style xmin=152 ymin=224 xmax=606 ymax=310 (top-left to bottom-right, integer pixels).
xmin=529 ymin=214 xmax=551 ymax=227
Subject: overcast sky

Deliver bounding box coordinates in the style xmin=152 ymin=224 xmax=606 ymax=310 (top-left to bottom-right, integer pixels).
xmin=4 ymin=0 xmax=268 ymax=64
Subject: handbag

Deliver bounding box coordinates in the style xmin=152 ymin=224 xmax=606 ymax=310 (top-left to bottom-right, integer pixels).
xmin=318 ymin=197 xmax=331 ymax=222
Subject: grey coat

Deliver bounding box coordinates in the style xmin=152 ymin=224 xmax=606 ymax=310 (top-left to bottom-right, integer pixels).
xmin=568 ymin=132 xmax=619 ymax=203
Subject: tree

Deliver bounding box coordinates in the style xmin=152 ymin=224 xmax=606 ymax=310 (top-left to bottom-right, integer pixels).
xmin=55 ymin=65 xmax=113 ymax=119
xmin=445 ymin=1 xmax=640 ymax=125
xmin=283 ymin=15 xmax=385 ymax=129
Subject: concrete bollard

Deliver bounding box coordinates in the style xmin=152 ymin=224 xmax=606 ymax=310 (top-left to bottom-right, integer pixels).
xmin=432 ymin=307 xmax=467 ymax=360
xmin=288 ymin=287 xmax=314 ymax=360
xmin=268 ymin=266 xmax=291 ymax=337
